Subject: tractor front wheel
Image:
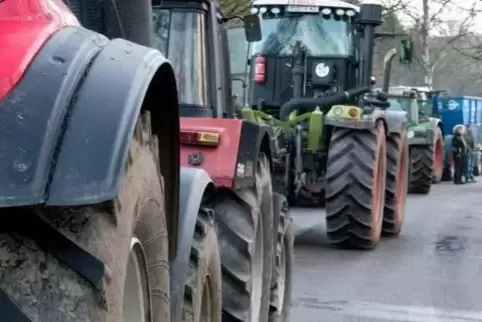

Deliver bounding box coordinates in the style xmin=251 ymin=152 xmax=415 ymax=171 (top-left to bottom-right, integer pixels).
xmin=325 ymin=121 xmax=387 ymax=249
xmin=383 ymin=132 xmax=409 ymax=236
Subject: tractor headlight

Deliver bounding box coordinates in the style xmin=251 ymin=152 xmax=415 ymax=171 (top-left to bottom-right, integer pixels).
xmin=407 ymin=130 xmax=414 ymax=139
xmin=333 ymin=106 xmax=343 ymax=116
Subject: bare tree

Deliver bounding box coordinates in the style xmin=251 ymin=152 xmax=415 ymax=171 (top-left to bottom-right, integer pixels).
xmin=383 ymin=0 xmax=480 ymax=89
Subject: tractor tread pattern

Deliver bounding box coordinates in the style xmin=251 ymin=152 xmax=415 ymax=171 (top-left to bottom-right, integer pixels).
xmin=409 ymin=146 xmax=433 ymax=194
xmin=182 ymin=207 xmax=213 ymax=314
xmin=215 ymin=195 xmax=257 ymax=322
xmin=325 ymin=127 xmax=382 ymax=249
xmin=383 ymin=133 xmax=408 ymax=235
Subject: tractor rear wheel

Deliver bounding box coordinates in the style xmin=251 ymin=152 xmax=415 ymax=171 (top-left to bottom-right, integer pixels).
xmin=325 ymin=121 xmax=387 ymax=249
xmin=0 ymin=113 xmax=169 ymax=322
xmin=269 ymin=193 xmax=294 ymax=322
xmin=383 ymin=132 xmax=409 ymax=236
xmin=214 ymin=153 xmax=274 ymax=322
xmin=408 ymin=146 xmax=433 ymax=194
xmin=432 ymin=128 xmax=444 ymax=183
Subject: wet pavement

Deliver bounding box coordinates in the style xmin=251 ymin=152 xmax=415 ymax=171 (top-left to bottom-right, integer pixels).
xmin=290 ymin=180 xmax=482 ymax=322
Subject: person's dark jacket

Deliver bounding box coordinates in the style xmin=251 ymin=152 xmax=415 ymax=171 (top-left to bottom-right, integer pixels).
xmin=464 ymin=129 xmax=475 ymax=152
xmin=452 ymin=133 xmax=466 ymax=155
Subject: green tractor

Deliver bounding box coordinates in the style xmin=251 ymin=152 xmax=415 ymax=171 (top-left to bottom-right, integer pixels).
xmin=386 ymin=87 xmax=445 ymax=194
xmin=240 ymin=0 xmax=413 ymax=249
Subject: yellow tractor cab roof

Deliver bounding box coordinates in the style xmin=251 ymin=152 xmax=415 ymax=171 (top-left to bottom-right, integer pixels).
xmin=252 ymin=0 xmax=360 ymax=11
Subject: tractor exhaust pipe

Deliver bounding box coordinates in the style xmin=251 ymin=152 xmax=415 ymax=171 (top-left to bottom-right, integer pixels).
xmin=292 ymin=41 xmax=305 ymax=99
xmin=382 ymin=48 xmax=397 ymax=93
xmin=358 ymin=0 xmax=383 ymax=87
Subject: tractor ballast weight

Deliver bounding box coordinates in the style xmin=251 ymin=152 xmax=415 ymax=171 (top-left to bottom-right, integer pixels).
xmin=243 ymin=0 xmax=411 ymax=249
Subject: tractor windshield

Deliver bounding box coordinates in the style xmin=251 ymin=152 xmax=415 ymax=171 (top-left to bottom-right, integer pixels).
xmin=152 ymin=9 xmax=208 ymax=106
xmin=250 ymin=9 xmax=353 ymax=56
xmin=388 ymin=97 xmax=418 ymax=123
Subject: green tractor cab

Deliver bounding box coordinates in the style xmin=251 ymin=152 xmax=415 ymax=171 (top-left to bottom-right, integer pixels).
xmin=239 ymin=0 xmax=413 ymax=249
xmin=386 ymin=87 xmax=444 ymax=194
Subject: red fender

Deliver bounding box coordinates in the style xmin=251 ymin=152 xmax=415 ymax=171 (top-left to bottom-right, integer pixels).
xmin=0 ymin=0 xmax=79 ymax=100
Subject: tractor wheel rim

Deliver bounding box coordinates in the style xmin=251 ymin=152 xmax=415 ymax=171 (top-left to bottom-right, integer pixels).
xmin=277 ymin=239 xmax=287 ymax=313
xmin=200 ymin=273 xmax=213 ymax=322
xmin=123 ymin=237 xmax=151 ymax=322
xmin=395 ymin=145 xmax=407 ymax=214
xmin=434 ymin=139 xmax=443 ymax=174
xmin=371 ymin=127 xmax=384 ymax=230
xmin=251 ymin=217 xmax=264 ymax=322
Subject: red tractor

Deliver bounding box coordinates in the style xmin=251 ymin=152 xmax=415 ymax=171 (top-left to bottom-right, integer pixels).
xmin=0 ymin=1 xmax=293 ymax=322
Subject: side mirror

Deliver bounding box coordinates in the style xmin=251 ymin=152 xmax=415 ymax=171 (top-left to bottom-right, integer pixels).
xmin=243 ymin=14 xmax=262 ymax=42
xmin=399 ymin=39 xmax=413 ymax=64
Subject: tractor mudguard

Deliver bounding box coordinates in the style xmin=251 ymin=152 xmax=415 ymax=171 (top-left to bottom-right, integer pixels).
xmin=408 ymin=128 xmax=435 ymax=146
xmin=386 ymin=110 xmax=409 ymax=134
xmin=325 ymin=106 xmax=387 ymax=130
xmin=170 ymin=167 xmax=215 ymax=322
xmin=0 ymin=26 xmax=180 ymax=245
xmin=47 ymin=34 xmax=179 ymax=206
xmin=180 ymin=118 xmax=272 ymax=189
xmin=0 ymin=27 xmax=108 ymax=207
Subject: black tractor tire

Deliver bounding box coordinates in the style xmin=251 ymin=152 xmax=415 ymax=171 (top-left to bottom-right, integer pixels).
xmin=0 ymin=113 xmax=170 ymax=322
xmin=182 ymin=207 xmax=222 ymax=322
xmin=383 ymin=132 xmax=409 ymax=236
xmin=269 ymin=193 xmax=294 ymax=322
xmin=432 ymin=127 xmax=445 ymax=184
xmin=325 ymin=121 xmax=387 ymax=249
xmin=214 ymin=153 xmax=274 ymax=322
xmin=408 ymin=146 xmax=433 ymax=194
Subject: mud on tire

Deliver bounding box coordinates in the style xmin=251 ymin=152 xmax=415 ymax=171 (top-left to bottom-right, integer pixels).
xmin=268 ymin=193 xmax=294 ymax=322
xmin=325 ymin=121 xmax=387 ymax=249
xmin=383 ymin=132 xmax=409 ymax=236
xmin=408 ymin=145 xmax=433 ymax=194
xmin=182 ymin=207 xmax=222 ymax=322
xmin=214 ymin=154 xmax=274 ymax=322
xmin=0 ymin=113 xmax=170 ymax=322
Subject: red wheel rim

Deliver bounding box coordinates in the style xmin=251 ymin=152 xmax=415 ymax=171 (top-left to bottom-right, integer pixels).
xmin=371 ymin=123 xmax=386 ymax=238
xmin=434 ymin=138 xmax=443 ymax=175
xmin=395 ymin=141 xmax=407 ymax=215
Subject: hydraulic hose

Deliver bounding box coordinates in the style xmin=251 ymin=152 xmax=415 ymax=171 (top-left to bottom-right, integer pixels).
xmin=279 ymin=87 xmax=371 ymax=121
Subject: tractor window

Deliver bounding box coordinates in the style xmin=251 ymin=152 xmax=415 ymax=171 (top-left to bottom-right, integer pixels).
xmin=388 ymin=98 xmax=405 ymax=111
xmin=250 ymin=9 xmax=353 ymax=56
xmin=153 ymin=9 xmax=209 ymax=106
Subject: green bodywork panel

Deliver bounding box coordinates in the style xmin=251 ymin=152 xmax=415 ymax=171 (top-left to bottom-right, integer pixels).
xmin=240 ymin=104 xmax=364 ymax=151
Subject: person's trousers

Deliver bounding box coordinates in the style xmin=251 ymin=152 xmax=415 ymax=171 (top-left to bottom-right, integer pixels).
xmin=454 ymin=152 xmax=464 ymax=183
xmin=464 ymin=151 xmax=475 ymax=180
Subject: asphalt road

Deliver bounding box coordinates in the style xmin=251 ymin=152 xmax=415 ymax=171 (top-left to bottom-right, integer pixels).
xmin=290 ymin=180 xmax=482 ymax=322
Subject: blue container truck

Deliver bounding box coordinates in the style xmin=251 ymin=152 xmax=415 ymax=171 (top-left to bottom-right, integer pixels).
xmin=439 ymin=95 xmax=482 ymax=180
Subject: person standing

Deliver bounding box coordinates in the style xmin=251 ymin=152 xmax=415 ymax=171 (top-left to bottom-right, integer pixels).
xmin=463 ymin=124 xmax=477 ymax=183
xmin=452 ymin=124 xmax=466 ymax=185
